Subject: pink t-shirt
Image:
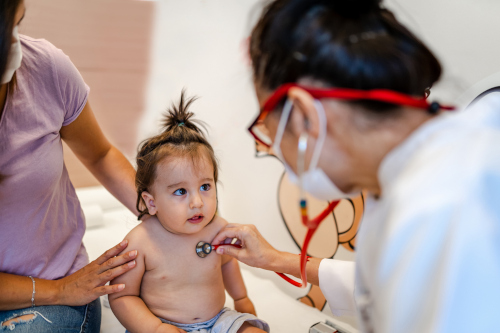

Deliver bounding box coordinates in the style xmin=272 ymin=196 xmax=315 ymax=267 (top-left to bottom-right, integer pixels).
xmin=0 ymin=36 xmax=90 ymax=280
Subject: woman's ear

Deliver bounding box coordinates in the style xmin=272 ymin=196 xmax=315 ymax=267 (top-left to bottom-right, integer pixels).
xmin=141 ymin=191 xmax=157 ymax=215
xmin=287 ymin=87 xmax=320 ymax=140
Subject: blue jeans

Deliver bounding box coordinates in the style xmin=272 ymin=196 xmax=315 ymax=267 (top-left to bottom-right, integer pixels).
xmin=0 ymin=298 xmax=101 ymax=332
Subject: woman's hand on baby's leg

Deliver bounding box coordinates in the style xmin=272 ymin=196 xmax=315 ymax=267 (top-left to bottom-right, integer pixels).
xmin=234 ymin=296 xmax=257 ymax=316
xmin=55 ymin=240 xmax=138 ymax=306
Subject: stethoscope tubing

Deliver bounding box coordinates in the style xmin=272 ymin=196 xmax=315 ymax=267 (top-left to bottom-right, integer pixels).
xmin=275 ymin=200 xmax=339 ymax=288
xmin=198 ymin=200 xmax=338 ymax=288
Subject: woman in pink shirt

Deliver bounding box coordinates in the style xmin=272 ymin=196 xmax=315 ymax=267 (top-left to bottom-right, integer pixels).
xmin=0 ymin=1 xmax=138 ymax=331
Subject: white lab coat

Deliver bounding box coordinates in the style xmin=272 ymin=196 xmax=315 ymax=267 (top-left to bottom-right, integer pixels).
xmin=318 ymin=93 xmax=500 ymax=333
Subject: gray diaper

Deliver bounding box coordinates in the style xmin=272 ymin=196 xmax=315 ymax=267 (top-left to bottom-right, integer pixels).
xmin=125 ymin=307 xmax=269 ymax=333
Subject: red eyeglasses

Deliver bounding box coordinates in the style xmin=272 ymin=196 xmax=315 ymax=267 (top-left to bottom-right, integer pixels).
xmin=248 ymin=83 xmax=455 ymax=150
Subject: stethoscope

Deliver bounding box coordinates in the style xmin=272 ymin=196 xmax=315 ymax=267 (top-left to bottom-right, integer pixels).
xmin=195 ymin=241 xmax=242 ymax=258
xmin=196 ymin=133 xmax=338 ymax=288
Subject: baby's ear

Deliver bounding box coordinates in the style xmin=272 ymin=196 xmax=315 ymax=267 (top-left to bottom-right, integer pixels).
xmin=141 ymin=191 xmax=157 ymax=215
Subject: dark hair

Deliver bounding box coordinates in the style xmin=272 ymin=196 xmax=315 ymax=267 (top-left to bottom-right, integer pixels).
xmin=0 ymin=0 xmax=21 ymax=81
xmin=250 ymin=0 xmax=442 ymax=112
xmin=0 ymin=0 xmax=22 ymax=184
xmin=135 ymin=91 xmax=219 ymax=219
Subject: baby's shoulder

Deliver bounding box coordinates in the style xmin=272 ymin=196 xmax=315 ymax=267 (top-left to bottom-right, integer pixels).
xmin=123 ymin=216 xmax=167 ymax=249
xmin=210 ymin=215 xmax=228 ymax=233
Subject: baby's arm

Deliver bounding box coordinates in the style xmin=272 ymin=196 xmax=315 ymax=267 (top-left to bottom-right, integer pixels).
xmin=109 ymin=229 xmax=185 ymax=333
xmin=221 ymin=255 xmax=257 ymax=316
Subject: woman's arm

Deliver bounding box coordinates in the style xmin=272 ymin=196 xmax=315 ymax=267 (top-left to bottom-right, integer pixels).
xmin=60 ymin=100 xmax=138 ymax=215
xmin=213 ymin=224 xmax=357 ymax=316
xmin=0 ymin=273 xmax=59 ymax=310
xmin=212 ymin=224 xmax=322 ymax=285
xmin=221 ymin=255 xmax=256 ymax=315
xmin=0 ymin=241 xmax=136 ymax=311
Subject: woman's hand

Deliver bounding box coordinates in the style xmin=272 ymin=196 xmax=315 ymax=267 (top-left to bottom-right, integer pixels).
xmin=55 ymin=240 xmax=137 ymax=306
xmin=211 ymin=224 xmax=281 ymax=270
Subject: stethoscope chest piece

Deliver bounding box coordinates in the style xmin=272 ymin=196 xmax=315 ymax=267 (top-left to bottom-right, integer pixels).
xmin=196 ymin=241 xmax=213 ymax=258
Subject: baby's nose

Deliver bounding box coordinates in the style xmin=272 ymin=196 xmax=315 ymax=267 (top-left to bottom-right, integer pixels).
xmin=190 ymin=194 xmax=204 ymax=209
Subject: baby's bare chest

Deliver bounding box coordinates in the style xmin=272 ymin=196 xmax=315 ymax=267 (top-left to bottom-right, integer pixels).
xmin=143 ymin=224 xmax=224 ymax=285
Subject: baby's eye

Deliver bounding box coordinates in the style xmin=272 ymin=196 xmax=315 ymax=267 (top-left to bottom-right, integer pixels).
xmin=173 ymin=188 xmax=187 ymax=196
xmin=200 ymin=184 xmax=211 ymax=191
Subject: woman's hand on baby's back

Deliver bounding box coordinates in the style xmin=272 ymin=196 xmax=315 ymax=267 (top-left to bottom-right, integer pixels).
xmin=55 ymin=240 xmax=137 ymax=306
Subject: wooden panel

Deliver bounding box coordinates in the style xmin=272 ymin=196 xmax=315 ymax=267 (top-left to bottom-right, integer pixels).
xmin=21 ymin=0 xmax=154 ymax=187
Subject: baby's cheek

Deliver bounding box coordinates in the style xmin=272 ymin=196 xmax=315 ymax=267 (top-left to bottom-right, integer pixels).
xmin=206 ymin=194 xmax=218 ymax=214
xmin=165 ymin=206 xmax=188 ymax=225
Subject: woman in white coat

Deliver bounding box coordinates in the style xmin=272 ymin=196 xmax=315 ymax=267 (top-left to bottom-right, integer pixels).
xmin=212 ymin=0 xmax=500 ymax=332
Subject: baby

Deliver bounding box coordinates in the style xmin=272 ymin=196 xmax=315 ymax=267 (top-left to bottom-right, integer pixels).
xmin=109 ymin=93 xmax=269 ymax=333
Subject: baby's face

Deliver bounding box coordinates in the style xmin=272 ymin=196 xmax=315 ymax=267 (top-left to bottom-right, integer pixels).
xmin=143 ymin=153 xmax=217 ymax=235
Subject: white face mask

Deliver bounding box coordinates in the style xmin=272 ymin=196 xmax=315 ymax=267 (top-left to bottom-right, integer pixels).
xmin=1 ymin=26 xmax=23 ymax=85
xmin=272 ymin=98 xmax=358 ymax=201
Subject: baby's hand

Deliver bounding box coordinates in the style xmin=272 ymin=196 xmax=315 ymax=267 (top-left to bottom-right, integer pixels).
xmin=234 ymin=296 xmax=257 ymax=316
xmin=155 ymin=323 xmax=187 ymax=333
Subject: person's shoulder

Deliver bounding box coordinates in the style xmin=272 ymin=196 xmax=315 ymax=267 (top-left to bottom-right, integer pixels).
xmin=20 ymin=35 xmax=52 ymax=46
xmin=129 ymin=214 xmax=169 ymax=233
xmin=20 ymin=35 xmax=61 ymax=61
xmin=394 ymin=120 xmax=500 ymax=202
xmin=20 ymin=34 xmax=80 ymax=76
xmin=122 ymin=217 xmax=175 ymax=261
xmin=121 ymin=222 xmax=143 ymax=245
xmin=122 ymin=218 xmax=158 ymax=248
xmin=384 ymin=126 xmax=500 ymax=231
xmin=18 ymin=34 xmax=82 ymax=92
xmin=210 ymin=215 xmax=228 ymax=232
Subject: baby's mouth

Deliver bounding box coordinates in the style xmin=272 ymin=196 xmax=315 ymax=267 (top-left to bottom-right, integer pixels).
xmin=188 ymin=214 xmax=204 ymax=224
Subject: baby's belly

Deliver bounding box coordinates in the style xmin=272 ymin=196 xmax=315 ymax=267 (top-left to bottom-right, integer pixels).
xmin=141 ymin=274 xmax=226 ymax=324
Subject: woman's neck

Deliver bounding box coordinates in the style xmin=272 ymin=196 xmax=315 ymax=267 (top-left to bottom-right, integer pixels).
xmin=362 ymin=108 xmax=435 ymax=193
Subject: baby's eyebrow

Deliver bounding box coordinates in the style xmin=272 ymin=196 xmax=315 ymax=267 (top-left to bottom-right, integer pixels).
xmin=201 ymin=177 xmax=214 ymax=182
xmin=167 ymin=182 xmax=185 ymax=189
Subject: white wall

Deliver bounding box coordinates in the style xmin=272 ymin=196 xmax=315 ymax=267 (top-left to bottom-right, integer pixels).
xmin=385 ymin=0 xmax=500 ymax=105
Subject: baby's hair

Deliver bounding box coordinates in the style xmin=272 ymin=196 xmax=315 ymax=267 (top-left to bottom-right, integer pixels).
xmin=135 ymin=90 xmax=219 ymax=219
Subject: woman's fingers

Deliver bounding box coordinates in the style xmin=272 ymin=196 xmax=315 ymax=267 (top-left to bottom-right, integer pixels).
xmin=56 ymin=243 xmax=138 ymax=306
xmin=94 ymin=283 xmax=126 ymax=297
xmin=98 ymin=260 xmax=137 ymax=285
xmin=213 ymin=223 xmax=281 ymax=270
xmin=225 ymin=223 xmax=244 ymax=228
xmin=96 ymin=250 xmax=137 ymax=275
xmin=211 ymin=230 xmax=236 ymax=245
xmin=211 ymin=224 xmax=253 ymax=245
xmin=213 ymin=224 xmax=263 ymax=265
xmin=94 ymin=240 xmax=129 ymax=265
xmin=216 ymin=244 xmax=243 ymax=259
